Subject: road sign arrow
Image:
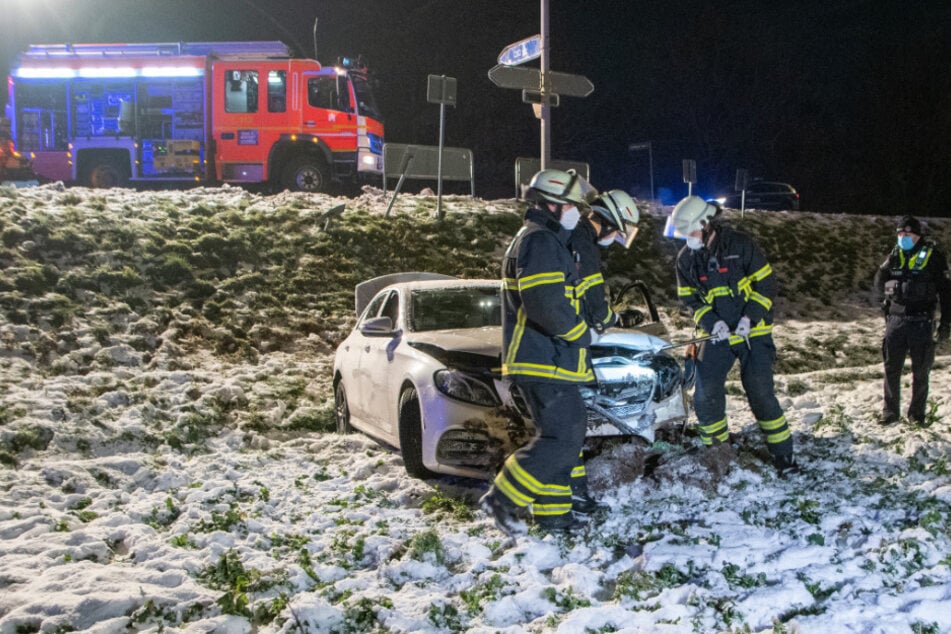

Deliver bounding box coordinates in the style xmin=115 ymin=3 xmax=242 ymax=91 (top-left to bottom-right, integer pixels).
xmin=548 ymin=71 xmax=594 ymax=97
xmin=498 ymin=35 xmax=541 ymax=66
xmin=488 ymin=64 xmax=540 ymax=90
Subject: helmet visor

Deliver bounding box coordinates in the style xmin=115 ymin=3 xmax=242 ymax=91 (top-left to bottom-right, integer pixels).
xmin=616 ymin=223 xmax=640 ymax=248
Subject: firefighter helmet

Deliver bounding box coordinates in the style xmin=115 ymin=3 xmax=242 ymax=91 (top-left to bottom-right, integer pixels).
xmin=664 ymin=196 xmax=719 ymax=238
xmin=591 ymin=189 xmax=640 ymax=248
xmin=525 ymin=168 xmax=597 ymax=207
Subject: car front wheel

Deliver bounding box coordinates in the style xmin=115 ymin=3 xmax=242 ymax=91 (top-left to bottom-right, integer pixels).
xmin=334 ymin=381 xmax=354 ymax=434
xmin=398 ymin=387 xmax=437 ymax=479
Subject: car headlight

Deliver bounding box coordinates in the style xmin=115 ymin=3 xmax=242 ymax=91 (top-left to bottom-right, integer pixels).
xmin=434 ymin=369 xmax=500 ymax=407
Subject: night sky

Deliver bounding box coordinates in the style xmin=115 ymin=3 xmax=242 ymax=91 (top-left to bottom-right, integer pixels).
xmin=2 ymin=0 xmax=948 ymax=214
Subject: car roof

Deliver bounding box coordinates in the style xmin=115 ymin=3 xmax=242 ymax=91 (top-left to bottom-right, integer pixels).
xmin=354 ymin=272 xmax=497 ymax=315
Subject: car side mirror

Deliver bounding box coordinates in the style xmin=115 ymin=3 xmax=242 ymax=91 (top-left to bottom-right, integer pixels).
xmin=360 ymin=316 xmax=398 ymax=337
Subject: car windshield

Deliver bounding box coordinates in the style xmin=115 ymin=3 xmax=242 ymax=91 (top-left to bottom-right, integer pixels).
xmin=409 ymin=287 xmax=501 ymax=332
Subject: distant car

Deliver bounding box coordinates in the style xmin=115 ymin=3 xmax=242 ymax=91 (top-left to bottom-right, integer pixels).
xmin=715 ymin=181 xmax=800 ymax=211
xmin=332 ymin=272 xmax=688 ymax=480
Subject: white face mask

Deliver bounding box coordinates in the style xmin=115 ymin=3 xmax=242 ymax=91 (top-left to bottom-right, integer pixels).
xmin=685 ymin=235 xmax=704 ymax=250
xmin=597 ymin=235 xmax=615 ymax=247
xmin=559 ymin=205 xmax=581 ymax=231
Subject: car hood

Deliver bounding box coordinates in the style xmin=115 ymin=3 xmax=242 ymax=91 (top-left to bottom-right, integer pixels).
xmin=407 ymin=327 xmax=501 ymax=370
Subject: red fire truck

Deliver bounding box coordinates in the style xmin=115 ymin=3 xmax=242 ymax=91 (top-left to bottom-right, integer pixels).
xmin=4 ymin=41 xmax=384 ymax=191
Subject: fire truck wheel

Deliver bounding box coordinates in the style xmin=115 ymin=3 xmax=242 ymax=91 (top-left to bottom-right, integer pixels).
xmin=87 ymin=161 xmax=126 ymax=189
xmin=282 ymin=156 xmax=329 ymax=193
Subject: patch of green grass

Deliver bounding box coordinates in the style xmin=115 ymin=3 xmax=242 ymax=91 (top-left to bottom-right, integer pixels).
xmin=408 ymin=529 xmax=446 ymax=565
xmin=421 ymin=486 xmax=473 ymax=521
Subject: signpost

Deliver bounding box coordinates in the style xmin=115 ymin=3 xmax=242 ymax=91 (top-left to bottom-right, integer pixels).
xmin=628 ymin=141 xmax=654 ymax=202
xmin=682 ymin=159 xmax=697 ymax=196
xmin=426 ymin=74 xmax=457 ymax=218
xmin=498 ymin=35 xmax=541 ymax=66
xmin=489 ymin=1 xmax=594 ymax=171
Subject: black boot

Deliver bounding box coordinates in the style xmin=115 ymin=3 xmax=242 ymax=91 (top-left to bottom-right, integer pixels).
xmin=479 ymin=488 xmax=528 ymax=537
xmin=571 ymin=493 xmax=610 ymax=515
xmin=772 ymin=454 xmax=801 ymax=478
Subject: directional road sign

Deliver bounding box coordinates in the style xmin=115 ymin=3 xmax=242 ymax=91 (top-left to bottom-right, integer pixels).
xmin=487 ymin=65 xmax=593 ymax=98
xmin=498 ymin=35 xmax=541 ymax=66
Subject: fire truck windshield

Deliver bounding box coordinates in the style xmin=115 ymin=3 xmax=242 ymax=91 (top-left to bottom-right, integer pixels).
xmin=350 ymin=74 xmax=381 ymax=121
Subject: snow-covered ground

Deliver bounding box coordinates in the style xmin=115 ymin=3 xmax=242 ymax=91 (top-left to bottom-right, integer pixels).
xmin=0 ymin=185 xmax=948 ymax=633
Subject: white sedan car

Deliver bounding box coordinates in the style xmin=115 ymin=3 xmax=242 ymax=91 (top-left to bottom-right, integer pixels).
xmin=332 ymin=273 xmax=688 ymax=480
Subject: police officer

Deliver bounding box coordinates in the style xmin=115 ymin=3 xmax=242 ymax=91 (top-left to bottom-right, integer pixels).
xmin=568 ymin=189 xmax=640 ymax=513
xmin=665 ymin=196 xmax=798 ymax=477
xmin=480 ymin=168 xmax=597 ymax=535
xmin=874 ymin=215 xmax=951 ymax=426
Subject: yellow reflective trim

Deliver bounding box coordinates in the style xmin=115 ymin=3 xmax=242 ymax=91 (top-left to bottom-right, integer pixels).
xmin=532 ymin=503 xmax=573 ymax=516
xmin=765 ymin=429 xmax=791 ymax=444
xmin=750 ymin=292 xmax=773 ymax=311
xmin=503 ymin=277 xmax=519 ymax=291
xmin=726 ymin=323 xmax=773 ymax=345
xmin=502 ymin=362 xmax=594 ymax=382
xmin=518 ymin=271 xmax=565 ymax=291
xmin=561 ymin=320 xmax=588 ymax=342
xmin=700 ymin=417 xmax=728 ymax=435
xmin=759 ymin=415 xmax=787 ymax=431
xmin=506 ymin=456 xmax=572 ymax=496
xmin=704 ymin=286 xmax=733 ymax=304
xmin=678 ymin=285 xmax=696 ymax=296
xmin=571 ymin=465 xmax=585 ymax=478
xmin=504 ymin=308 xmax=529 ymax=366
xmin=495 ymin=473 xmax=532 ymax=507
xmin=694 ymin=305 xmax=713 ymax=324
xmin=750 ymin=263 xmax=772 ymax=281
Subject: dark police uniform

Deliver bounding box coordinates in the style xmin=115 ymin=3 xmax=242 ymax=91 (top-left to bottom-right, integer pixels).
xmin=875 ymin=237 xmax=951 ymax=424
xmin=675 ymin=223 xmax=794 ymax=465
xmin=494 ymin=206 xmax=593 ymax=527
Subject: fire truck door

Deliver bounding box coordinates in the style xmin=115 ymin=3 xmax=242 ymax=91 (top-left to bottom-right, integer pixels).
xmin=301 ymin=74 xmax=357 ymax=150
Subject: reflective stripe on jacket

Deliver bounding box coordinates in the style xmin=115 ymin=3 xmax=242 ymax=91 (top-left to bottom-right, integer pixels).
xmin=502 ymin=207 xmax=593 ymax=383
xmin=675 ymin=224 xmax=777 ymax=343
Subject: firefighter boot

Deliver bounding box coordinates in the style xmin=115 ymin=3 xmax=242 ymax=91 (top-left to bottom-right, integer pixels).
xmin=571 ymin=492 xmax=610 ymax=516
xmin=534 ymin=511 xmax=586 ymax=534
xmin=772 ymin=453 xmax=802 ymax=478
xmin=479 ymin=488 xmax=528 ymax=537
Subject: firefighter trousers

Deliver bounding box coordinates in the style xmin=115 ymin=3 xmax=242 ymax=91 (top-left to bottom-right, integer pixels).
xmin=493 ymin=381 xmax=587 ymax=519
xmin=693 ymin=335 xmax=792 ymax=459
xmin=882 ymin=316 xmax=935 ymax=423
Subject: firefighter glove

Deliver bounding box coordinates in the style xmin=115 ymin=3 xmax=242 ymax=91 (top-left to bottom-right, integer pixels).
xmin=711 ymin=320 xmax=730 ymax=341
xmin=938 ymin=323 xmax=950 ymax=343
xmin=734 ymin=316 xmax=751 ymax=338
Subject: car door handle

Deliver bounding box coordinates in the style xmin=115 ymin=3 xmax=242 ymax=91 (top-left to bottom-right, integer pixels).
xmin=364 ymin=346 xmax=370 ymax=352
xmin=304 ymin=121 xmax=315 ymax=126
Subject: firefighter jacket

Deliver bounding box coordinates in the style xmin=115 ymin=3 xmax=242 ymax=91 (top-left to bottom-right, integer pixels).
xmin=569 ymin=218 xmax=617 ymax=332
xmin=502 ymin=207 xmax=594 ymax=384
xmin=676 ymin=223 xmax=777 ymax=345
xmin=874 ymin=239 xmax=951 ymax=322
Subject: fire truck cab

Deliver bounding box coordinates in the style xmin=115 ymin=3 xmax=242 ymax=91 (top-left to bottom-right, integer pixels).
xmin=5 ymin=41 xmax=384 ymax=192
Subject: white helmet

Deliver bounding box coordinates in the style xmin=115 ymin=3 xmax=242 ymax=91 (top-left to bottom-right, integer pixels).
xmin=526 ymin=168 xmax=597 ymax=208
xmin=591 ymin=189 xmax=640 ymax=248
xmin=664 ymin=196 xmax=719 ymax=238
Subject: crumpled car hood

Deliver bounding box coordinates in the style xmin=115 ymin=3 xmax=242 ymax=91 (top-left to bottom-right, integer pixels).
xmin=407 ymin=327 xmax=502 ymax=370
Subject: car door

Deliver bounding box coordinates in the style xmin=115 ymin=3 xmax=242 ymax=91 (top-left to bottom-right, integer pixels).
xmin=360 ymin=290 xmax=403 ymax=436
xmin=340 ymin=290 xmax=389 ymax=425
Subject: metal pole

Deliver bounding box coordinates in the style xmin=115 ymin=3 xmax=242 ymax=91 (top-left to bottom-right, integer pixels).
xmin=540 ymin=0 xmax=550 ymax=170
xmin=648 ymin=141 xmax=655 ymax=202
xmin=436 ymin=100 xmax=446 ymax=219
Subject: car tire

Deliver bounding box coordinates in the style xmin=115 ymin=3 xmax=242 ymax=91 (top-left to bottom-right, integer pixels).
xmin=334 ymin=381 xmax=354 ymax=434
xmin=398 ymin=387 xmax=437 ymax=479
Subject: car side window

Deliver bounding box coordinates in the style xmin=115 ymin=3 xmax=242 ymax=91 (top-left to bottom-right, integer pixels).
xmin=358 ymin=292 xmax=389 ymax=327
xmin=381 ymin=292 xmax=400 ymax=328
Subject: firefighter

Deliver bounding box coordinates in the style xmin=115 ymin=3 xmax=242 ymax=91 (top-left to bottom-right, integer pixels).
xmin=874 ymin=215 xmax=951 ymax=426
xmin=568 ymin=189 xmax=640 ymax=513
xmin=664 ymin=196 xmax=799 ymax=478
xmin=480 ymin=168 xmax=597 ymax=535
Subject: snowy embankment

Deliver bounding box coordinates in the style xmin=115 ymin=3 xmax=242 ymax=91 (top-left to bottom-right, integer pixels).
xmin=0 ymin=184 xmax=948 ymax=633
